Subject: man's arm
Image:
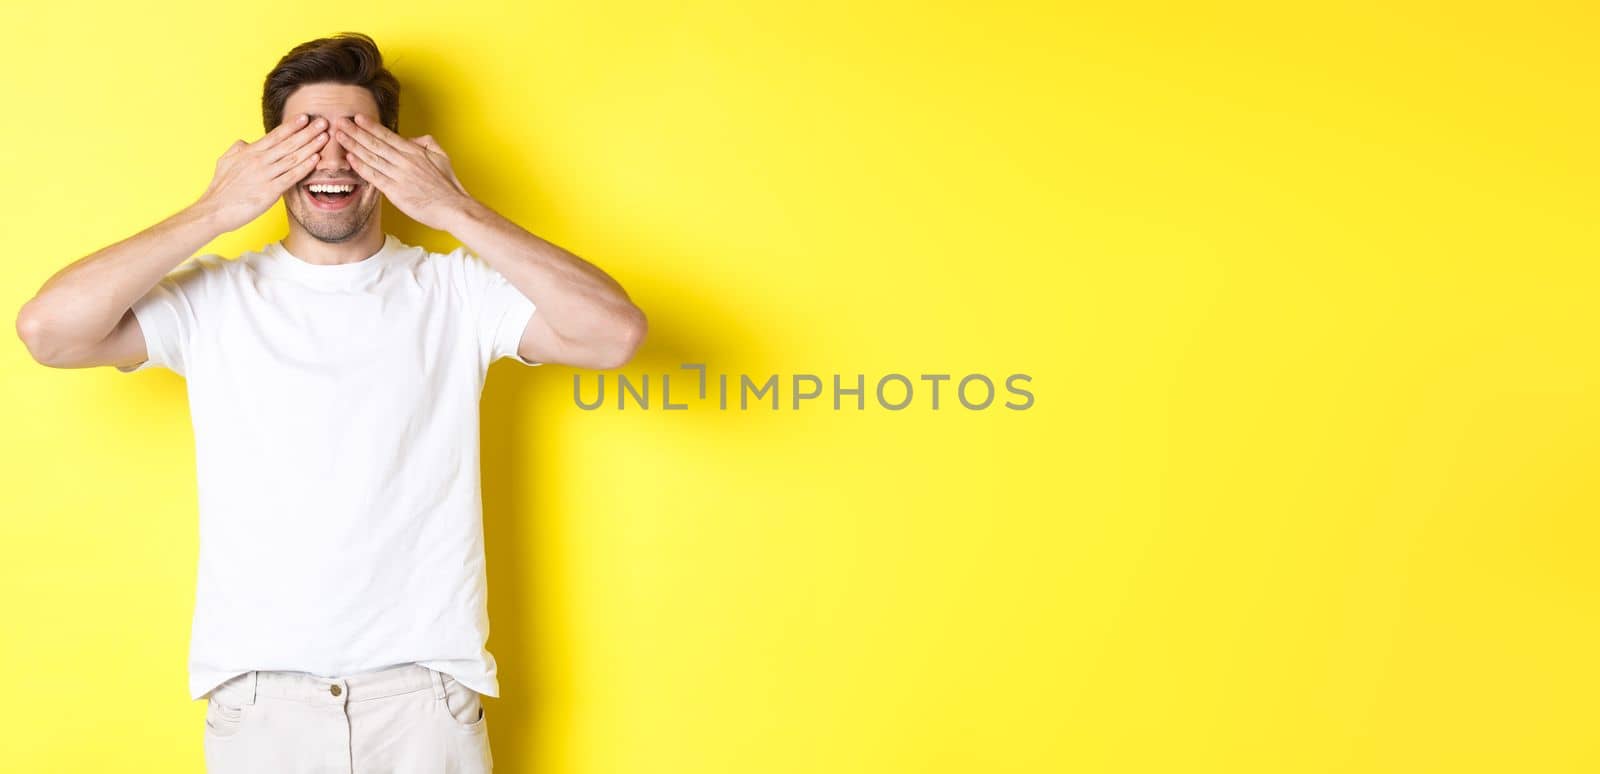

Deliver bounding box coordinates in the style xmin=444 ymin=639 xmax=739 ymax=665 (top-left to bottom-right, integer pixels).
xmin=16 ymin=113 xmax=329 ymax=369
xmin=15 ymin=203 xmax=227 ymax=369
xmin=441 ymin=198 xmax=648 ymax=371
xmin=331 ymin=114 xmax=646 ymax=371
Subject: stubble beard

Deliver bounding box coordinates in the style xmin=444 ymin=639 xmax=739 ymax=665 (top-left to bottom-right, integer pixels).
xmin=286 ymin=190 xmax=379 ymax=244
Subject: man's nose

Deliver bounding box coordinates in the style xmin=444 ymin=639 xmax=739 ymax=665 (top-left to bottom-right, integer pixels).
xmin=316 ymin=134 xmax=348 ymax=168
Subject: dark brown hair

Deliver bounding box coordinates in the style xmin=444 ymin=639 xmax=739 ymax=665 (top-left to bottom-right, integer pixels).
xmin=261 ymin=32 xmax=400 ymax=134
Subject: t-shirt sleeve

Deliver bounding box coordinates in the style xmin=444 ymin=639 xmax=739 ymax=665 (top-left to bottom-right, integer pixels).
xmin=452 ymin=247 xmax=541 ymax=369
xmin=116 ymin=254 xmax=222 ymax=377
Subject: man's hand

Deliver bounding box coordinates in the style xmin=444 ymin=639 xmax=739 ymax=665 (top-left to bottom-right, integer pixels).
xmin=196 ymin=114 xmax=330 ymax=232
xmin=333 ymin=114 xmax=472 ymax=231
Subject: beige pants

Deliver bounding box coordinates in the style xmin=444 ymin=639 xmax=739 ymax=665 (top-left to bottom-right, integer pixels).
xmin=202 ymin=663 xmax=493 ymax=773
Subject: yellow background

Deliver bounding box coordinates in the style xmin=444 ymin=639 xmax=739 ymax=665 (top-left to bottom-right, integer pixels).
xmin=2 ymin=1 xmax=1596 ymax=771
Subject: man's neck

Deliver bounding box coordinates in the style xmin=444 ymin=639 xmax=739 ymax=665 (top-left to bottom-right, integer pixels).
xmin=282 ymin=222 xmax=387 ymax=266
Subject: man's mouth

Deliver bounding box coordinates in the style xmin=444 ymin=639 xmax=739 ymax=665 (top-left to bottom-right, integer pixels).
xmin=302 ymin=182 xmax=362 ymax=211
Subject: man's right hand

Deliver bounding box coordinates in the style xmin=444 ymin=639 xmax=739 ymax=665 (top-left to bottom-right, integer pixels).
xmin=195 ymin=113 xmax=329 ymax=232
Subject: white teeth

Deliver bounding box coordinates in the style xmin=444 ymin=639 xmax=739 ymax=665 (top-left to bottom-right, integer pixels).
xmin=308 ymin=184 xmax=355 ymax=193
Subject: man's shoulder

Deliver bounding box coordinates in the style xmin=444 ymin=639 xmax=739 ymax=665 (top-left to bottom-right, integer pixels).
xmin=196 ymin=247 xmax=273 ymax=274
xmin=153 ymin=251 xmax=245 ymax=293
xmin=395 ymin=241 xmax=490 ymax=286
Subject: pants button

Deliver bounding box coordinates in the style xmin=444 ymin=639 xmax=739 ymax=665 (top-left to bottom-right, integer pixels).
xmin=330 ymin=684 xmax=342 ymax=696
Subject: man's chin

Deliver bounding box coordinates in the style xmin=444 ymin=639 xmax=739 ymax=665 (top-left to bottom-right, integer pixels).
xmin=289 ymin=205 xmax=373 ymax=242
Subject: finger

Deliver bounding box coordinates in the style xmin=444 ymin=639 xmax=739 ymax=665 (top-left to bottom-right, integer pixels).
xmin=223 ymin=139 xmax=247 ymax=157
xmin=252 ymin=112 xmax=314 ymax=152
xmin=350 ymin=114 xmax=419 ymax=160
xmin=346 ymin=148 xmax=393 ymax=188
xmin=268 ymin=140 xmax=319 ymax=177
xmin=268 ymin=133 xmax=324 ymax=176
xmin=342 ymin=137 xmax=400 ymax=179
xmin=338 ymin=127 xmax=408 ymax=178
xmin=269 ymin=132 xmax=328 ymax=174
xmin=265 ymin=119 xmax=328 ymax=165
xmin=336 ymin=117 xmax=407 ymax=166
xmin=353 ymin=113 xmax=410 ymax=145
xmin=270 ymin=150 xmax=321 ymax=188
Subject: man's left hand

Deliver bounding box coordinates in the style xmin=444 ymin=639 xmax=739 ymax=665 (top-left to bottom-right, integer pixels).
xmin=334 ymin=114 xmax=473 ymax=230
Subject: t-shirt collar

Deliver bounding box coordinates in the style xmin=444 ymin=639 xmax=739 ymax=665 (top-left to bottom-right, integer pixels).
xmin=264 ymin=233 xmax=400 ymax=281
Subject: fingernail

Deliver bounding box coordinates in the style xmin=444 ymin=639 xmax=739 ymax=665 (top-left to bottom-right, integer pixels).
xmin=298 ymin=114 xmax=309 ymax=123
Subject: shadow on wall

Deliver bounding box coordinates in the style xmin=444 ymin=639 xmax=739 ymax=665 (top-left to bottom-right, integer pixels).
xmin=477 ymin=236 xmax=749 ymax=770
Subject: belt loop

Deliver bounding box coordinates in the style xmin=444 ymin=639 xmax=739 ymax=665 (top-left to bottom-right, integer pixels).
xmin=246 ymin=671 xmax=258 ymax=705
xmin=428 ymin=667 xmax=445 ymax=700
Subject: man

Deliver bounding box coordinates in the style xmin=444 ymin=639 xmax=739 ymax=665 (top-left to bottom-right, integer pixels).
xmin=14 ymin=32 xmax=646 ymax=773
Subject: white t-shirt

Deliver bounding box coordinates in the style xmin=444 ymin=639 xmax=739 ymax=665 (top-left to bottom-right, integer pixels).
xmin=118 ymin=232 xmax=540 ymax=701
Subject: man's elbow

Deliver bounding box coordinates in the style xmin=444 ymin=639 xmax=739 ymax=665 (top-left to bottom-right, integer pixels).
xmin=16 ymin=299 xmax=64 ymax=367
xmin=596 ymin=304 xmax=647 ymax=370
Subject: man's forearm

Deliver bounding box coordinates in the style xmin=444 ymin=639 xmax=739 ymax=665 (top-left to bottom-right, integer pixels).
xmin=440 ymin=196 xmax=645 ymax=362
xmin=18 ymin=201 xmax=227 ymax=361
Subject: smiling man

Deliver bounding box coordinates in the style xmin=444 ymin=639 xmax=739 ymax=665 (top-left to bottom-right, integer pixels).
xmin=14 ymin=32 xmax=645 ymax=773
